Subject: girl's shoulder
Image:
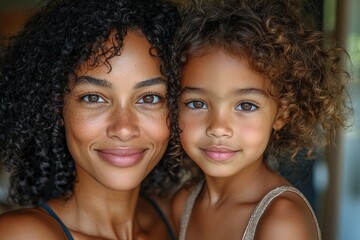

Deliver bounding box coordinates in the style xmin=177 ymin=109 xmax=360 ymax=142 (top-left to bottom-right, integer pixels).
xmin=171 ymin=181 xmax=202 ymax=232
xmin=254 ymin=187 xmax=320 ymax=240
xmin=0 ymin=207 xmax=68 ymax=239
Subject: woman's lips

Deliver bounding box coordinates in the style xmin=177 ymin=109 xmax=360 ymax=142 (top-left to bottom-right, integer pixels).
xmin=201 ymin=146 xmax=237 ymax=162
xmin=96 ymin=148 xmax=146 ymax=167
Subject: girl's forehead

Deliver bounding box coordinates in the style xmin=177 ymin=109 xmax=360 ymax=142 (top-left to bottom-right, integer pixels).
xmin=181 ymin=48 xmax=277 ymax=97
xmin=182 ymin=49 xmax=265 ymax=86
xmin=184 ymin=42 xmax=247 ymax=61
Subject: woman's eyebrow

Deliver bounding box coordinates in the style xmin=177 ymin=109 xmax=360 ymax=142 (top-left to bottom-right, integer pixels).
xmin=76 ymin=76 xmax=112 ymax=88
xmin=74 ymin=76 xmax=166 ymax=89
xmin=134 ymin=77 xmax=166 ymax=89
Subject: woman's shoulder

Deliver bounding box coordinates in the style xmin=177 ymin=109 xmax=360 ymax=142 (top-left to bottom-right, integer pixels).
xmin=255 ymin=187 xmax=319 ymax=240
xmin=0 ymin=207 xmax=68 ymax=239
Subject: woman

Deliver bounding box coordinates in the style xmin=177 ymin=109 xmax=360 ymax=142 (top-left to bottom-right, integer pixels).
xmin=0 ymin=0 xmax=179 ymax=239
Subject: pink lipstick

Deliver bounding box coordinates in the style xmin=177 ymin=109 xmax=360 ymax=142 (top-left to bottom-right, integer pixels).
xmin=96 ymin=148 xmax=146 ymax=167
xmin=202 ymin=146 xmax=237 ymax=162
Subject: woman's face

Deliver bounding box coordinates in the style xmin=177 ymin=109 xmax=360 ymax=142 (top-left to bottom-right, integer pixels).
xmin=63 ymin=31 xmax=169 ymax=191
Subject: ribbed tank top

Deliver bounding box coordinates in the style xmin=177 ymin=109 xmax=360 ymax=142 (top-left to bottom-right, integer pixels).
xmin=178 ymin=182 xmax=321 ymax=240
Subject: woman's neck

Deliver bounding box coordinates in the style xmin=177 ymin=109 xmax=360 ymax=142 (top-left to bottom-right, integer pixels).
xmin=48 ymin=179 xmax=144 ymax=239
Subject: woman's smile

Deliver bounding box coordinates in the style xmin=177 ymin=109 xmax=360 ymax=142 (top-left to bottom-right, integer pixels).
xmin=96 ymin=148 xmax=147 ymax=167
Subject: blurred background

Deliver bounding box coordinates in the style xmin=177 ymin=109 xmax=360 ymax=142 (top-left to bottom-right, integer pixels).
xmin=0 ymin=0 xmax=359 ymax=239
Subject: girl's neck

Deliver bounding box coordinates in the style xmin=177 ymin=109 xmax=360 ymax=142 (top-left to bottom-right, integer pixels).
xmin=203 ymin=162 xmax=287 ymax=205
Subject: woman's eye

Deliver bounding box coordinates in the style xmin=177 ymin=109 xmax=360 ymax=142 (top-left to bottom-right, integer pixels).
xmin=236 ymin=102 xmax=258 ymax=111
xmin=82 ymin=94 xmax=106 ymax=103
xmin=138 ymin=94 xmax=161 ymax=104
xmin=186 ymin=100 xmax=207 ymax=109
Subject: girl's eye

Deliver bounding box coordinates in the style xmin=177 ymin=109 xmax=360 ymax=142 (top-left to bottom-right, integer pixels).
xmin=138 ymin=94 xmax=161 ymax=104
xmin=82 ymin=94 xmax=106 ymax=103
xmin=186 ymin=100 xmax=207 ymax=109
xmin=236 ymin=102 xmax=258 ymax=111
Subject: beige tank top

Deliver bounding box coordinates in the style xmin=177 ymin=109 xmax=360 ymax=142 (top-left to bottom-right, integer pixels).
xmin=179 ymin=181 xmax=321 ymax=240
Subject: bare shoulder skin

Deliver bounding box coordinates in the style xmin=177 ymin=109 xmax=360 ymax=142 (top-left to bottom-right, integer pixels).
xmin=0 ymin=208 xmax=68 ymax=240
xmin=255 ymin=192 xmax=318 ymax=240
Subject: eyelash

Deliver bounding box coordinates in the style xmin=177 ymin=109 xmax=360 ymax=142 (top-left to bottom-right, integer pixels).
xmin=184 ymin=99 xmax=207 ymax=109
xmin=81 ymin=93 xmax=106 ymax=104
xmin=184 ymin=99 xmax=259 ymax=112
xmin=80 ymin=91 xmax=165 ymax=105
xmin=235 ymin=102 xmax=259 ymax=112
xmin=137 ymin=92 xmax=164 ymax=105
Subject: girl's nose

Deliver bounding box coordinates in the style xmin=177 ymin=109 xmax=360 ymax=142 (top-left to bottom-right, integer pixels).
xmin=206 ymin=110 xmax=233 ymax=138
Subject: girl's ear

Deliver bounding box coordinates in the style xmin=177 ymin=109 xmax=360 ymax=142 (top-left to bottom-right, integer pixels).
xmin=273 ymin=117 xmax=285 ymax=131
xmin=273 ymin=106 xmax=287 ymax=131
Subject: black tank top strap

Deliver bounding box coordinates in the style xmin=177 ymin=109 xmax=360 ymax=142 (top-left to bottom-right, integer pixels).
xmin=142 ymin=195 xmax=176 ymax=240
xmin=38 ymin=200 xmax=74 ymax=240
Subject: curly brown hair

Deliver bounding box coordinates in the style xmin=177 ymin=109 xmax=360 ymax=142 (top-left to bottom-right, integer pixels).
xmin=168 ymin=0 xmax=352 ymax=179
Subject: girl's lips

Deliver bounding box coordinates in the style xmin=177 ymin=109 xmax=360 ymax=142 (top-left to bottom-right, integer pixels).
xmin=201 ymin=146 xmax=237 ymax=162
xmin=96 ymin=148 xmax=146 ymax=167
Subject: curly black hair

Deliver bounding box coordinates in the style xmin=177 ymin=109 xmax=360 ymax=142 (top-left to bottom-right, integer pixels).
xmin=168 ymin=0 xmax=352 ymax=180
xmin=0 ymin=0 xmax=180 ymax=206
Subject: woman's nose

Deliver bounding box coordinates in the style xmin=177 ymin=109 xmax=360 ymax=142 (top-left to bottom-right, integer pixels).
xmin=107 ymin=107 xmax=140 ymax=142
xmin=206 ymin=110 xmax=233 ymax=138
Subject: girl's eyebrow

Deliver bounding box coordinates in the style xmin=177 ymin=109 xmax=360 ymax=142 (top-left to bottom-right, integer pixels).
xmin=232 ymin=88 xmax=268 ymax=97
xmin=180 ymin=86 xmax=202 ymax=94
xmin=74 ymin=76 xmax=166 ymax=89
xmin=181 ymin=86 xmax=268 ymax=97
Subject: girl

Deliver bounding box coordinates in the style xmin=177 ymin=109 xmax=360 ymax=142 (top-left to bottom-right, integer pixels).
xmin=0 ymin=0 xmax=179 ymax=239
xmin=169 ymin=0 xmax=351 ymax=239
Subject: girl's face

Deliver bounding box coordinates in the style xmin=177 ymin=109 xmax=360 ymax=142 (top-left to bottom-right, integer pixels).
xmin=179 ymin=49 xmax=283 ymax=178
xmin=63 ymin=31 xmax=169 ymax=191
